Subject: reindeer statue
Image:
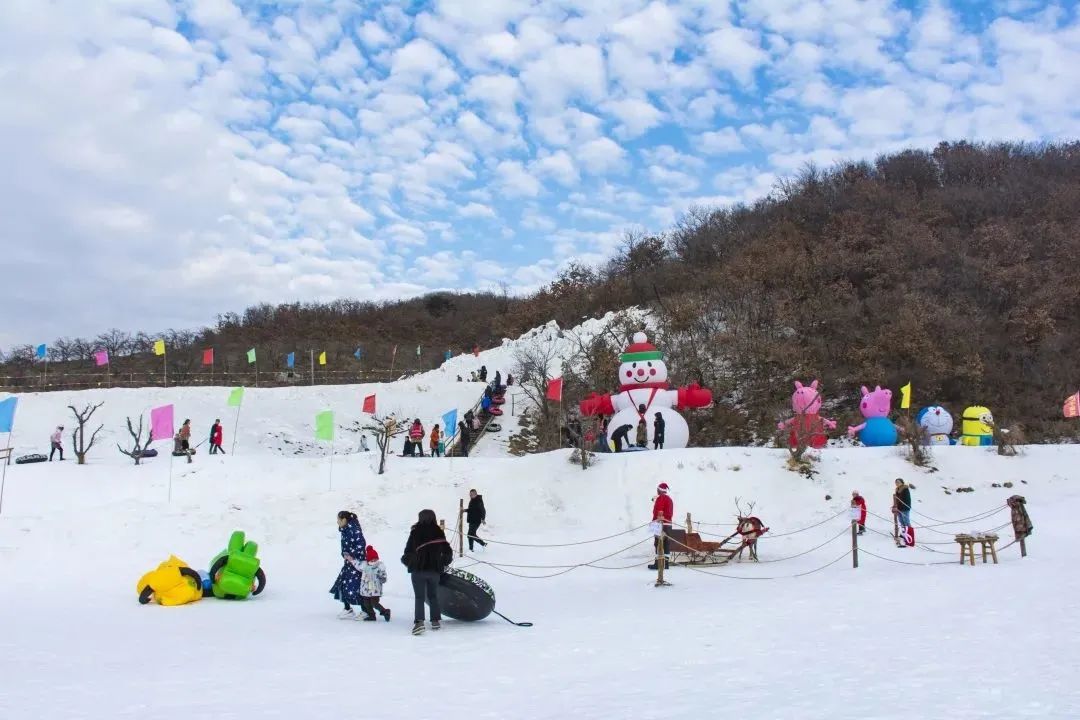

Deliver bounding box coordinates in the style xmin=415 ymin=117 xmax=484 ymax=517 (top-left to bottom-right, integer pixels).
xmin=730 ymin=498 xmax=769 ymax=562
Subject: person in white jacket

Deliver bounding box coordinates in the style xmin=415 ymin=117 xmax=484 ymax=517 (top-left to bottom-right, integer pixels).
xmin=351 ymin=545 xmax=390 ymax=621
xmin=49 ymin=426 xmax=64 ymax=461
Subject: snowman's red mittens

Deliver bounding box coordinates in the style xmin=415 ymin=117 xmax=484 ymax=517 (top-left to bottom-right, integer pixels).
xmin=677 ymin=384 xmax=713 ymax=409
xmin=580 ymin=393 xmax=614 ymax=416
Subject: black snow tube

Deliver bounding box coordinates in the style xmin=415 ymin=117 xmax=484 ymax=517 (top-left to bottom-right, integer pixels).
xmin=15 ymin=454 xmax=47 ymax=465
xmin=432 ymin=568 xmax=495 ymax=621
xmin=171 ymin=449 xmax=196 ymax=457
xmin=141 ymin=448 xmax=159 ymax=458
xmin=252 ymin=567 xmax=267 ymax=596
xmin=430 ymin=568 xmax=533 ymax=626
xmin=138 ymin=586 xmax=154 ymax=605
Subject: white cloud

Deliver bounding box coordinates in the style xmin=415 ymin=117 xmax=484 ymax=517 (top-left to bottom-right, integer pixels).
xmin=459 ymin=202 xmax=496 ymax=218
xmin=613 ymin=2 xmax=683 ymax=56
xmin=520 ymin=43 xmax=607 ymax=111
xmin=494 ymin=160 xmax=542 ymax=197
xmin=576 ymin=137 xmax=627 ymax=175
xmin=703 ymin=26 xmax=768 ymax=85
xmin=532 ymin=150 xmax=580 ymax=186
xmin=603 ymin=97 xmax=665 ymax=139
xmin=699 ymin=127 xmax=745 ymax=154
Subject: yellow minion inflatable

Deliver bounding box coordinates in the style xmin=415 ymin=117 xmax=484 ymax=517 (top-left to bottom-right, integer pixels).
xmin=137 ymin=555 xmax=205 ymax=606
xmin=960 ymin=406 xmax=994 ymax=446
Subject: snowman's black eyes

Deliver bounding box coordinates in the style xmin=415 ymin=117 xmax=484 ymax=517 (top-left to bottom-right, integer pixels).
xmin=647 ymin=362 xmax=652 ymax=367
xmin=631 ymin=362 xmax=637 ymax=368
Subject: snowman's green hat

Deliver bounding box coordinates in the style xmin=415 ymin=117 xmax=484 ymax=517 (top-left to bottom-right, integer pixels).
xmin=620 ymin=332 xmax=664 ymax=363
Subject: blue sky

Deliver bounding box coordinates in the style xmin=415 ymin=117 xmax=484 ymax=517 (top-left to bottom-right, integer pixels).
xmin=1 ymin=0 xmax=1078 ymax=346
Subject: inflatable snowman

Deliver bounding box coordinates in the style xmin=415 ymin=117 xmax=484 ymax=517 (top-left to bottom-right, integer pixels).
xmin=579 ymin=332 xmax=712 ymax=449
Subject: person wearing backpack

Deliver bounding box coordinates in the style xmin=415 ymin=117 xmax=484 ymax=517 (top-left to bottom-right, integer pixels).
xmin=401 ymin=509 xmax=452 ymax=635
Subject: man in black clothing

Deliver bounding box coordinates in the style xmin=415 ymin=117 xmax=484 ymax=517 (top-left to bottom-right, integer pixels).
xmin=610 ymin=423 xmax=633 ymax=452
xmin=653 ymin=412 xmax=665 ymax=450
xmin=458 ymin=420 xmax=471 ymax=457
xmin=465 ymin=488 xmax=487 ymax=551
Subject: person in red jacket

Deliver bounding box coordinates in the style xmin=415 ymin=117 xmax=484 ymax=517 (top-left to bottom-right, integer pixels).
xmin=851 ymin=490 xmax=866 ymax=535
xmin=209 ymin=419 xmax=225 ymax=455
xmin=648 ymin=483 xmax=674 ymax=570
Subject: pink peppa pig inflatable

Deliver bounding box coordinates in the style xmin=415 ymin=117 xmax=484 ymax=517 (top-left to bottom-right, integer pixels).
xmin=847 ymin=386 xmax=899 ymax=446
xmin=778 ymin=380 xmax=836 ymax=449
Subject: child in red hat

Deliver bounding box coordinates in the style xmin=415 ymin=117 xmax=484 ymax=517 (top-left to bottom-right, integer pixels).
xmin=351 ymin=545 xmax=390 ymax=621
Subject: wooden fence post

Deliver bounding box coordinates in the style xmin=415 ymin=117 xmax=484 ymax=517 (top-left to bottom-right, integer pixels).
xmin=851 ymin=518 xmax=859 ymax=569
xmin=1020 ymin=536 xmax=1027 ymax=558
xmin=458 ymin=498 xmax=465 ymax=557
xmin=685 ymin=512 xmax=693 ymax=535
xmin=654 ymin=529 xmax=670 ymax=587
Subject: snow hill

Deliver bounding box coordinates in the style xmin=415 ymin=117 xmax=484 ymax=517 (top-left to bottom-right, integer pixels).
xmin=1 ymin=315 xmax=1079 ymax=719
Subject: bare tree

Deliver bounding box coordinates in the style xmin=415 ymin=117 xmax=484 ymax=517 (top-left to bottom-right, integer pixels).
xmin=117 ymin=416 xmax=151 ymax=465
xmin=512 ymin=335 xmax=562 ymax=451
xmin=69 ymin=402 xmax=105 ymax=465
xmin=360 ymin=413 xmax=406 ymax=475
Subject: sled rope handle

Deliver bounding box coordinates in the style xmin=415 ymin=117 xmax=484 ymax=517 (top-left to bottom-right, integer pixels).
xmin=492 ymin=609 xmax=533 ymax=627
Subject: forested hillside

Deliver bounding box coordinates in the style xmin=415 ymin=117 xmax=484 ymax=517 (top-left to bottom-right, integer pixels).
xmin=5 ymin=141 xmax=1079 ymax=440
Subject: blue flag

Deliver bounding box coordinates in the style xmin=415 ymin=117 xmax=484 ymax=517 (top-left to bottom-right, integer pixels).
xmin=0 ymin=397 xmax=17 ymax=433
xmin=444 ymin=349 xmax=452 ymax=361
xmin=35 ymin=344 xmax=47 ymax=360
xmin=442 ymin=409 xmax=458 ymax=436
xmin=354 ymin=347 xmax=363 ymax=360
xmin=286 ymin=352 xmax=295 ymax=369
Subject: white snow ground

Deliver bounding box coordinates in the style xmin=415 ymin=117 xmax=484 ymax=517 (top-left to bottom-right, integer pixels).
xmin=1 ymin=315 xmax=1078 ymax=719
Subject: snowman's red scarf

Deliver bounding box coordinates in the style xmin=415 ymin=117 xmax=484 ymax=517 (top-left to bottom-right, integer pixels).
xmin=621 ymin=387 xmax=663 ymax=419
xmin=618 ymin=381 xmax=669 ymax=393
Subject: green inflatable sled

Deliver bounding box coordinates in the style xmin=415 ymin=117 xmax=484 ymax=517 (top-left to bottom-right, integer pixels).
xmin=207 ymin=531 xmax=267 ymax=600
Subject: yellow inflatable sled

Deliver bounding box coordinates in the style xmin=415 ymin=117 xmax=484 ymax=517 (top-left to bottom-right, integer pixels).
xmin=137 ymin=555 xmax=205 ymax=606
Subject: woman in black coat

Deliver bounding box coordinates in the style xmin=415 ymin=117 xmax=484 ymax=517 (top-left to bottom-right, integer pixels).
xmin=402 ymin=509 xmax=453 ymax=635
xmin=330 ymin=511 xmax=366 ymax=618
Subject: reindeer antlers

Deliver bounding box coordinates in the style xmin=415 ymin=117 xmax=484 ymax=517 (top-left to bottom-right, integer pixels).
xmin=734 ymin=496 xmax=757 ymax=518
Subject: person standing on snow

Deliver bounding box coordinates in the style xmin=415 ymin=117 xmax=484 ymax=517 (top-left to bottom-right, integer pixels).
xmin=653 ymin=412 xmax=666 ymax=450
xmin=353 ymin=545 xmax=390 ymax=622
xmin=209 ymin=419 xmax=224 ymax=454
xmin=408 ymin=419 xmax=425 ymax=457
xmin=429 ymin=424 xmax=442 ymax=457
xmin=465 ymin=488 xmax=487 ymax=551
xmin=179 ymin=419 xmax=192 ymax=451
xmin=331 ymin=511 xmax=367 ymax=619
xmin=49 ymin=425 xmax=64 ymax=461
xmin=893 ymin=478 xmax=913 ymax=547
xmin=851 ymin=490 xmax=867 ymax=535
xmin=402 ymin=509 xmax=453 ymax=635
xmin=458 ymin=420 xmax=471 ymax=457
xmin=635 ymin=404 xmax=648 ymax=448
xmin=610 ymin=423 xmax=633 ymax=452
xmin=649 ymin=483 xmax=674 ymax=570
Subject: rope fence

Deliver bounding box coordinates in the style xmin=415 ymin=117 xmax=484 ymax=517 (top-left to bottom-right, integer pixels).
xmin=441 ymin=500 xmax=1028 ymax=583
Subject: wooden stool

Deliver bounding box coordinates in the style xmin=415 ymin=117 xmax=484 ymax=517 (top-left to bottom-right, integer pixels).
xmin=955 ymin=533 xmax=999 ymax=565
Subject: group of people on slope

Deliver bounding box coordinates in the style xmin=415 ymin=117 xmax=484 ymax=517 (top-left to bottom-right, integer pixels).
xmin=46 ymin=418 xmax=226 ymax=460
xmin=402 ymin=418 xmax=449 ymax=457
xmin=591 ymin=407 xmax=666 ymax=452
xmin=330 ymin=489 xmax=489 ymax=636
xmin=848 ymin=479 xmax=913 ymax=548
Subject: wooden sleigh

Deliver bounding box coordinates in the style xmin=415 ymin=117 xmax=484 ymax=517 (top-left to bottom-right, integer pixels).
xmin=666 ymin=501 xmax=769 ymax=566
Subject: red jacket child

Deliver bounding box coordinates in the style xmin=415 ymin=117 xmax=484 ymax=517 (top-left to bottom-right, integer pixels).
xmin=653 ymin=483 xmax=674 ymax=524
xmin=851 ymin=491 xmax=867 ymax=528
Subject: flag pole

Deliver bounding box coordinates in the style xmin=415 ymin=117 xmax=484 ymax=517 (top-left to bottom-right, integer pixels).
xmin=43 ymin=357 xmax=48 ymax=390
xmin=163 ymin=351 xmax=168 ymax=388
xmin=310 ymin=350 xmax=315 ymax=386
xmin=231 ymin=397 xmax=243 ymax=455
xmin=167 ymin=449 xmax=174 ymax=503
xmin=329 ymin=437 xmax=335 ymax=491
xmin=0 ymin=402 xmax=18 ymax=515
xmin=255 ymin=358 xmax=259 ymax=388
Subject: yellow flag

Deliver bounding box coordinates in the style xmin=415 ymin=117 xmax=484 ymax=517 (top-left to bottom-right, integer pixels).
xmin=318 ymin=351 xmax=327 ymax=366
xmin=900 ymin=382 xmax=912 ymax=409
xmin=153 ymin=339 xmax=166 ymax=356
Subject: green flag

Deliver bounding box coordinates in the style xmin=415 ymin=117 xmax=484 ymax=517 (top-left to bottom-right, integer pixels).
xmin=246 ymin=348 xmax=256 ymax=364
xmin=315 ymin=410 xmax=334 ymax=441
xmin=227 ymin=387 xmax=244 ymax=407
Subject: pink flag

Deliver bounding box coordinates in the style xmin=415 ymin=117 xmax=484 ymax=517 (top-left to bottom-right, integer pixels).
xmin=94 ymin=350 xmax=109 ymax=366
xmin=150 ymin=404 xmax=174 ymax=442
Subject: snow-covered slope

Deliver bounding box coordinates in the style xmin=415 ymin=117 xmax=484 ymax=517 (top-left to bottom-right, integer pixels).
xmin=0 ymin=313 xmax=1078 ymax=719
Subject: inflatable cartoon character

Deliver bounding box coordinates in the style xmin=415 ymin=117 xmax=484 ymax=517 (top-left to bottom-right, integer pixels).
xmin=579 ymin=332 xmax=712 ymax=449
xmin=208 ymin=531 xmax=266 ymax=600
xmin=847 ymin=386 xmax=898 ymax=446
xmin=917 ymin=406 xmax=954 ymax=446
xmin=137 ymin=555 xmax=204 ymax=606
xmin=778 ymin=379 xmax=837 ymax=449
xmin=960 ymin=406 xmax=994 ymax=446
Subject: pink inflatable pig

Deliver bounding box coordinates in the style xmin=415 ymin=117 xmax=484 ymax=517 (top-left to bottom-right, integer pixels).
xmin=846 ymin=385 xmax=899 ymax=447
xmin=777 ymin=379 xmax=836 ymax=449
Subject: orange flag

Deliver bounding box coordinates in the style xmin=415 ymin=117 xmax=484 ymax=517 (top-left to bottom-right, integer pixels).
xmin=1064 ymin=392 xmax=1080 ymax=419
